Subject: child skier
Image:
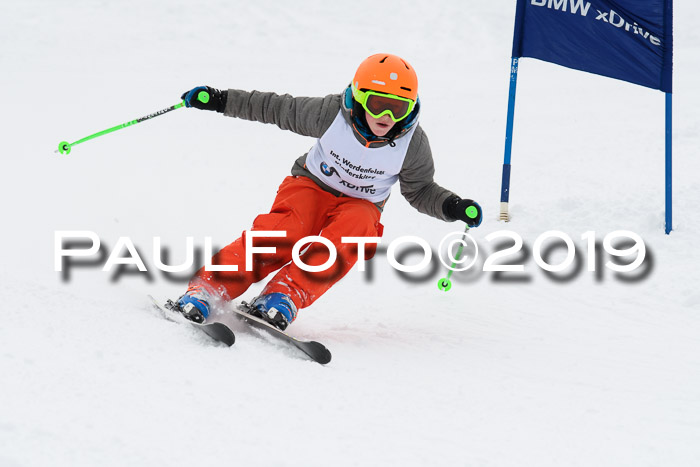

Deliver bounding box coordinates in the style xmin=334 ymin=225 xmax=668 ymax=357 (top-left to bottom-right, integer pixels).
xmin=174 ymin=53 xmax=482 ymax=330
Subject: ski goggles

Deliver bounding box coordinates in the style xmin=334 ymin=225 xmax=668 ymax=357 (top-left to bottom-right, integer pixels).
xmin=352 ymin=87 xmax=416 ymax=122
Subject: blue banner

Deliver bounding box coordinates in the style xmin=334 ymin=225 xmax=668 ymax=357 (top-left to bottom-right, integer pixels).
xmin=512 ymin=0 xmax=673 ymax=92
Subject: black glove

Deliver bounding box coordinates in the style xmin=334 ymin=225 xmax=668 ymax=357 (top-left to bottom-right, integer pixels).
xmin=442 ymin=195 xmax=483 ymax=227
xmin=180 ymin=86 xmax=227 ymax=112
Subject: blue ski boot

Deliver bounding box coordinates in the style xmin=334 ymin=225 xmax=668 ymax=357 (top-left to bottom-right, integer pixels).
xmin=174 ymin=285 xmax=212 ymax=323
xmin=249 ymin=293 xmax=297 ymax=331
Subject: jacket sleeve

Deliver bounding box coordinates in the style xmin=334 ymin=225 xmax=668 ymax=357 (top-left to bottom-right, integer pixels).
xmin=399 ymin=126 xmax=457 ymax=221
xmin=223 ymin=89 xmax=340 ymax=138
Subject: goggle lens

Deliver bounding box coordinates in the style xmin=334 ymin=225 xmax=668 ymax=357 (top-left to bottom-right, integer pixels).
xmin=365 ymin=94 xmax=411 ymax=121
xmin=353 ymin=87 xmax=415 ymax=122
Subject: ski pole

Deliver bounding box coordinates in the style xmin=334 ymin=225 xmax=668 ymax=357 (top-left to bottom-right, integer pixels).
xmin=55 ymin=90 xmax=211 ymax=155
xmin=438 ymin=205 xmax=480 ymax=292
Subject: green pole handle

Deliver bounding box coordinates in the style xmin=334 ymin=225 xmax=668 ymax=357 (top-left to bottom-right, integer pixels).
xmin=56 ymin=101 xmax=186 ymax=155
xmin=197 ymin=90 xmax=210 ymax=104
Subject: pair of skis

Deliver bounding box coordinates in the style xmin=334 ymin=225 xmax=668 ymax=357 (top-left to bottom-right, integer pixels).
xmin=148 ymin=296 xmax=331 ymax=365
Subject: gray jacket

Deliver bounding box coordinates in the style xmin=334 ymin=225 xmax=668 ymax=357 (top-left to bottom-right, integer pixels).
xmin=223 ymin=88 xmax=456 ymax=221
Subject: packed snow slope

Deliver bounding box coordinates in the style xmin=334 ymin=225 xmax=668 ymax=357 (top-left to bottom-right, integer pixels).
xmin=1 ymin=1 xmax=699 ymax=466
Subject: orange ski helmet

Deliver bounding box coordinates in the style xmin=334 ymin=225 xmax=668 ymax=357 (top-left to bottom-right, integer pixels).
xmin=352 ymin=53 xmax=418 ymax=101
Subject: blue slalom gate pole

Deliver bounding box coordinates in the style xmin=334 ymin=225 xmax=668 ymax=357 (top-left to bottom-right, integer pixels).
xmin=499 ymin=57 xmax=520 ymax=221
xmin=665 ymin=92 xmax=672 ymax=234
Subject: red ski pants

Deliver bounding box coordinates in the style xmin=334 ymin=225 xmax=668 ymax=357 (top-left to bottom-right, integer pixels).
xmin=191 ymin=176 xmax=383 ymax=311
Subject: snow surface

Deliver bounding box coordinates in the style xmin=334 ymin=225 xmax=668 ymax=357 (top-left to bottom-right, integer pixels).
xmin=2 ymin=1 xmax=699 ymax=466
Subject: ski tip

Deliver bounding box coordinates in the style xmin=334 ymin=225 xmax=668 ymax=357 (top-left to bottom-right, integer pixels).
xmin=309 ymin=341 xmax=332 ymax=365
xmin=147 ymin=294 xmax=162 ymax=310
xmin=206 ymin=322 xmax=236 ymax=347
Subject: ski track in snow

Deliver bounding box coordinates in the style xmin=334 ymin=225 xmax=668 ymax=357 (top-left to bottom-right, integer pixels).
xmin=2 ymin=1 xmax=700 ymax=466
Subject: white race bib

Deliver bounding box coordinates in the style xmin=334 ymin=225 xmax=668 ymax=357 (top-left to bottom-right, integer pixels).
xmin=306 ymin=110 xmax=416 ymax=203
